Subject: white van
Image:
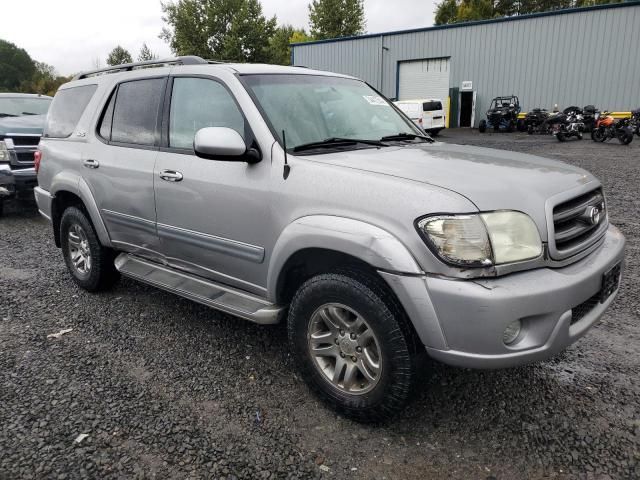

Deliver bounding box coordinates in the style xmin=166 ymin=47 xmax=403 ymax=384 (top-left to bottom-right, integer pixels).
xmin=394 ymin=99 xmax=446 ymax=135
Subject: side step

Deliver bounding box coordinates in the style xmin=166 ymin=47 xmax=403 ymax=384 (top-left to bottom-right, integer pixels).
xmin=114 ymin=253 xmax=284 ymax=324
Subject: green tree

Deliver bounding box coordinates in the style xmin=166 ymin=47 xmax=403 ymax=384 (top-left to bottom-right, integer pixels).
xmin=0 ymin=39 xmax=36 ymax=92
xmin=106 ymin=45 xmax=133 ymax=66
xmin=20 ymin=62 xmax=71 ymax=97
xmin=267 ymin=25 xmax=310 ymax=65
xmin=308 ymin=0 xmax=366 ymax=40
xmin=138 ymin=42 xmax=158 ymax=61
xmin=160 ymin=0 xmax=277 ymax=63
xmin=434 ymin=0 xmax=622 ymax=25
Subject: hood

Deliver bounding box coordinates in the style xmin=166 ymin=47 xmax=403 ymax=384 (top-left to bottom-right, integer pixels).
xmin=0 ymin=114 xmax=46 ymax=136
xmin=298 ymin=142 xmax=597 ymax=235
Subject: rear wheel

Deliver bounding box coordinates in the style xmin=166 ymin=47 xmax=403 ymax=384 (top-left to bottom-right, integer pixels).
xmin=478 ymin=120 xmax=487 ymax=133
xmin=287 ymin=269 xmax=420 ymax=422
xmin=60 ymin=206 xmax=120 ymax=292
xmin=617 ymin=131 xmax=633 ymax=145
xmin=556 ymin=132 xmax=566 ymax=142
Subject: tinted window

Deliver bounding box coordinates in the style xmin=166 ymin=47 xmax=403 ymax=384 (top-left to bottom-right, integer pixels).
xmin=111 ymin=78 xmax=164 ymax=146
xmin=98 ymin=91 xmax=116 ymax=140
xmin=45 ymin=85 xmax=97 ymax=138
xmin=169 ymin=77 xmax=244 ymax=150
xmin=423 ymin=101 xmax=442 ymax=112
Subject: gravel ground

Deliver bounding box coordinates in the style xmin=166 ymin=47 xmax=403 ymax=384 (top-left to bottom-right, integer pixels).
xmin=1 ymin=129 xmax=639 ymax=479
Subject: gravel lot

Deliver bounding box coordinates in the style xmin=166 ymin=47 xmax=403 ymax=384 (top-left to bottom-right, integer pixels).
xmin=1 ymin=129 xmax=638 ymax=479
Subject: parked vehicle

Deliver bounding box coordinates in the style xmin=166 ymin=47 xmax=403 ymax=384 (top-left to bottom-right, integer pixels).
xmin=630 ymin=108 xmax=640 ymax=137
xmin=478 ymin=96 xmax=521 ymax=132
xmin=524 ymin=108 xmax=551 ymax=135
xmin=591 ymin=111 xmax=634 ymax=145
xmin=552 ymin=108 xmax=585 ymax=142
xmin=35 ymin=58 xmax=625 ymax=421
xmin=582 ymin=105 xmax=598 ymax=132
xmin=394 ymin=99 xmax=446 ymax=135
xmin=0 ymin=93 xmax=52 ymax=216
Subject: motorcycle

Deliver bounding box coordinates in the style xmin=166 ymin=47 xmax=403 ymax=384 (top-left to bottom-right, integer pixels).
xmin=591 ymin=111 xmax=634 ymax=145
xmin=630 ymin=108 xmax=640 ymax=137
xmin=524 ymin=108 xmax=551 ymax=134
xmin=546 ymin=110 xmax=584 ymax=141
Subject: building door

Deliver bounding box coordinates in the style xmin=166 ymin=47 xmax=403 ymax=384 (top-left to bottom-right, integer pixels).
xmin=398 ymin=58 xmax=450 ymax=101
xmin=459 ymin=91 xmax=475 ymax=127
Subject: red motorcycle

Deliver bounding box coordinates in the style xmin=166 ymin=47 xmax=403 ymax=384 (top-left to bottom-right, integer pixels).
xmin=591 ymin=111 xmax=634 ymax=145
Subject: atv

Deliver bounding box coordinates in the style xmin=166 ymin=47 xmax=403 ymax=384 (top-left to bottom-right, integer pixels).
xmin=524 ymin=108 xmax=551 ymax=134
xmin=479 ymin=96 xmax=521 ymax=133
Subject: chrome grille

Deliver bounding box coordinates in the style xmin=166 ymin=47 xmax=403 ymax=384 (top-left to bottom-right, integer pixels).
xmin=551 ymin=188 xmax=606 ymax=258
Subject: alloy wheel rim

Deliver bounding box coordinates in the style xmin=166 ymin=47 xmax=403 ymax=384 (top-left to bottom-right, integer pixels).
xmin=307 ymin=303 xmax=382 ymax=395
xmin=68 ymin=224 xmax=91 ymax=275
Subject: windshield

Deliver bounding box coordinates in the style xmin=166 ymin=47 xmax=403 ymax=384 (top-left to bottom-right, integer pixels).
xmin=0 ymin=97 xmax=52 ymax=117
xmin=242 ymin=74 xmax=421 ymax=151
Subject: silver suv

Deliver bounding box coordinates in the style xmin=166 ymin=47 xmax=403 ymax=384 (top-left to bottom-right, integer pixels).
xmin=35 ymin=57 xmax=625 ymax=421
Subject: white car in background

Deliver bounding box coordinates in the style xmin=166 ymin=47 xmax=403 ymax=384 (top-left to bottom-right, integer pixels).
xmin=394 ymin=98 xmax=446 ymax=135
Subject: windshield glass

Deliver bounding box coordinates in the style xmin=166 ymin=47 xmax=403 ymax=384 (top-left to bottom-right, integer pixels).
xmin=0 ymin=97 xmax=52 ymax=117
xmin=242 ymin=74 xmax=420 ymax=150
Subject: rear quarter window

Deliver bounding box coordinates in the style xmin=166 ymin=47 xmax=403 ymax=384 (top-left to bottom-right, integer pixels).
xmin=423 ymin=101 xmax=443 ymax=112
xmin=44 ymin=84 xmax=98 ymax=138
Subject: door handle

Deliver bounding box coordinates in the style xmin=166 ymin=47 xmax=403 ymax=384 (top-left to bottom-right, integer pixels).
xmin=159 ymin=169 xmax=183 ymax=182
xmin=83 ymin=159 xmax=99 ymax=169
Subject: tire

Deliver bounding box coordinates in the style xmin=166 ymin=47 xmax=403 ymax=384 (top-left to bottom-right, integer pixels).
xmin=60 ymin=206 xmax=119 ymax=292
xmin=556 ymin=132 xmax=566 ymax=142
xmin=617 ymin=131 xmax=633 ymax=145
xmin=478 ymin=120 xmax=487 ymax=133
xmin=287 ymin=269 xmax=420 ymax=422
xmin=430 ymin=129 xmax=442 ymax=136
xmin=527 ymin=125 xmax=534 ymax=135
xmin=591 ymin=128 xmax=605 ymax=142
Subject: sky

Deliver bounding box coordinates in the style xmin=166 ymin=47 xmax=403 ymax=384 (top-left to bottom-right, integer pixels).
xmin=2 ymin=0 xmax=438 ymax=76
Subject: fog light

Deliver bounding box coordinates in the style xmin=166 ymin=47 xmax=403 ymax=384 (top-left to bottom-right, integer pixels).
xmin=503 ymin=320 xmax=522 ymax=345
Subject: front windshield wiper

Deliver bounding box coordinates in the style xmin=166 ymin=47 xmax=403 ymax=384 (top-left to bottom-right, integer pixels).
xmin=21 ymin=112 xmax=38 ymax=116
xmin=380 ymin=132 xmax=434 ymax=143
xmin=292 ymin=137 xmax=388 ymax=153
xmin=0 ymin=113 xmax=18 ymax=118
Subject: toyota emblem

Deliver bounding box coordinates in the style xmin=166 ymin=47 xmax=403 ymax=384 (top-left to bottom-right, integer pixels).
xmin=588 ymin=206 xmax=601 ymax=225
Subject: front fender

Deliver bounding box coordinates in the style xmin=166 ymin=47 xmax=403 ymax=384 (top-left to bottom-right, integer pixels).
xmin=267 ymin=215 xmax=423 ymax=300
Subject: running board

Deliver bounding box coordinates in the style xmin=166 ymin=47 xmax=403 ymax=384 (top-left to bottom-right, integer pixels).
xmin=114 ymin=254 xmax=284 ymax=324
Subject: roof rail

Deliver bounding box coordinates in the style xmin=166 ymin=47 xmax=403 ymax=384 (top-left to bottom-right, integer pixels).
xmin=72 ymin=56 xmax=216 ymax=80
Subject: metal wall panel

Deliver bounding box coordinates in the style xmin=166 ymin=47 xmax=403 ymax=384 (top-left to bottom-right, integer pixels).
xmin=292 ymin=4 xmax=640 ymax=126
xmin=398 ymin=58 xmax=450 ymax=100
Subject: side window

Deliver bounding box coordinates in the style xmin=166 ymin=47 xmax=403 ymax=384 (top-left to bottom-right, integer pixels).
xmin=98 ymin=90 xmax=116 ymax=141
xmin=110 ymin=78 xmax=165 ymax=146
xmin=44 ymin=84 xmax=97 ymax=138
xmin=169 ymin=77 xmax=245 ymax=150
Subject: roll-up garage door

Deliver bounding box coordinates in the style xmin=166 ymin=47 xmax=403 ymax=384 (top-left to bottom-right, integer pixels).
xmin=398 ymin=58 xmax=450 ymax=101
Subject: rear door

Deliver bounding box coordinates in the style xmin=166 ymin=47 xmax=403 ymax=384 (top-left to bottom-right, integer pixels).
xmin=423 ymin=100 xmax=444 ymax=130
xmin=83 ymin=77 xmax=166 ymax=256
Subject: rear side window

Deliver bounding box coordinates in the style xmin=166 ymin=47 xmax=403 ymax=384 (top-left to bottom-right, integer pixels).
xmin=44 ymin=85 xmax=97 ymax=138
xmin=423 ymin=101 xmax=442 ymax=112
xmin=102 ymin=78 xmax=165 ymax=146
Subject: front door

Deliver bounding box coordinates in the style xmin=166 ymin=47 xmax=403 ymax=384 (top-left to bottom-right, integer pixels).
xmin=154 ymin=76 xmax=271 ymax=295
xmin=83 ymin=77 xmax=166 ymax=256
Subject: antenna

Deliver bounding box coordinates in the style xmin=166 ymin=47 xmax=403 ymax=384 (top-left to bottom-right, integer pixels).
xmin=282 ymin=130 xmax=290 ymax=180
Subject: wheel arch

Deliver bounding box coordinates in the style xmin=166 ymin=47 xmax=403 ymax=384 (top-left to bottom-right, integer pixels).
xmin=268 ymin=216 xmax=423 ymax=304
xmin=50 ymin=175 xmax=111 ymax=248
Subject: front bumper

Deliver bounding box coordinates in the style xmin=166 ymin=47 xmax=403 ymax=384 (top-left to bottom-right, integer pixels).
xmin=381 ymin=224 xmax=625 ymax=369
xmin=0 ymin=164 xmax=16 ymax=199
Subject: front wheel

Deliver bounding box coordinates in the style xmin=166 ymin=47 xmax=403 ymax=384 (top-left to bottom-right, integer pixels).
xmin=60 ymin=206 xmax=120 ymax=291
xmin=478 ymin=120 xmax=487 ymax=133
xmin=591 ymin=128 xmax=605 ymax=142
xmin=287 ymin=269 xmax=420 ymax=422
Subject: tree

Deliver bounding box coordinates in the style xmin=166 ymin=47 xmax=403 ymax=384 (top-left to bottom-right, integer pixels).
xmin=138 ymin=43 xmax=158 ymax=62
xmin=267 ymin=25 xmax=310 ymax=65
xmin=0 ymin=39 xmax=36 ymax=92
xmin=106 ymin=45 xmax=133 ymax=66
xmin=19 ymin=62 xmax=71 ymax=97
xmin=434 ymin=0 xmax=622 ymax=25
xmin=308 ymin=0 xmax=365 ymax=40
xmin=160 ymin=0 xmax=277 ymax=63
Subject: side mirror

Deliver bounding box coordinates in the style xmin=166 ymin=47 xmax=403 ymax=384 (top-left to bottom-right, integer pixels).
xmin=194 ymin=127 xmax=261 ymax=163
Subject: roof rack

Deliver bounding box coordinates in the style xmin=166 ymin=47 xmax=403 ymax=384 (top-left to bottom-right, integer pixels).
xmin=72 ymin=56 xmax=220 ymax=80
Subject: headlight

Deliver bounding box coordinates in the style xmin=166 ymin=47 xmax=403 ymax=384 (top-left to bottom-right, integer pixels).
xmin=0 ymin=141 xmax=9 ymax=162
xmin=417 ymin=211 xmax=542 ymax=267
